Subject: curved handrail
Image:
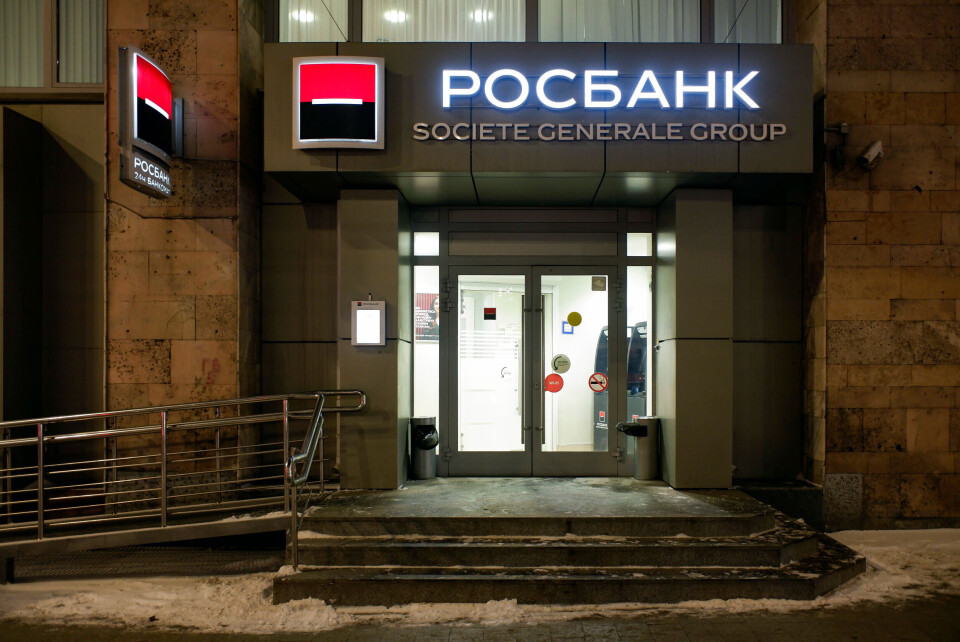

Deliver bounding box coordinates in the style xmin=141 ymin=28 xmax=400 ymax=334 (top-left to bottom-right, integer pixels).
xmin=284 ymin=389 xmax=366 ymax=570
xmin=285 ymin=388 xmax=366 ymax=487
xmin=286 ymin=396 xmax=326 ymax=486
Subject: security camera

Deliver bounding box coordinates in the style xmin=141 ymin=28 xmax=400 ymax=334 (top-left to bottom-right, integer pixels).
xmin=856 ymin=140 xmax=883 ymax=169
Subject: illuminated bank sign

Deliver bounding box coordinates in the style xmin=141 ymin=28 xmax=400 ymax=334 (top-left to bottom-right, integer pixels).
xmin=119 ymin=47 xmax=174 ymax=198
xmin=441 ymin=69 xmax=760 ymax=110
xmin=414 ymin=67 xmax=787 ymax=143
xmin=293 ymin=57 xmax=385 ymax=150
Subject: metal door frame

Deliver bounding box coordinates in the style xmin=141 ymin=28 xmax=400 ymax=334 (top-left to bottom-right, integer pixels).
xmin=531 ymin=265 xmax=620 ymax=476
xmin=445 ymin=264 xmax=533 ymax=476
xmin=418 ymin=207 xmax=656 ymax=478
xmin=443 ymin=263 xmax=621 ymax=477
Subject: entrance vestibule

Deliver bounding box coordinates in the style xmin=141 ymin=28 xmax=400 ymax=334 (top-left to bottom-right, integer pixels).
xmin=446 ymin=266 xmax=626 ymax=476
xmin=274 ymin=190 xmax=803 ymax=490
xmin=411 ymin=211 xmax=655 ymax=479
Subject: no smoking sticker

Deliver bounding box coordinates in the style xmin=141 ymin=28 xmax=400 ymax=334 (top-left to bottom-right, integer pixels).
xmin=588 ymin=372 xmax=608 ymax=393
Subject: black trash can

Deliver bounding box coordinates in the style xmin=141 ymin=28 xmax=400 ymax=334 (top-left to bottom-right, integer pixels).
xmin=616 ymin=417 xmax=660 ymax=480
xmin=410 ymin=417 xmax=438 ymax=480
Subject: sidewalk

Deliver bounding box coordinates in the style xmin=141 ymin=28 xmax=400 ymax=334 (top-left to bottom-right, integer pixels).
xmin=3 ymin=594 xmax=959 ymax=640
xmin=1 ymin=529 xmax=958 ymax=640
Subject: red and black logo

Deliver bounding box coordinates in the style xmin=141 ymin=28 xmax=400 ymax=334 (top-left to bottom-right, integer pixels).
xmin=134 ymin=53 xmax=173 ymax=157
xmin=295 ymin=57 xmax=384 ymax=148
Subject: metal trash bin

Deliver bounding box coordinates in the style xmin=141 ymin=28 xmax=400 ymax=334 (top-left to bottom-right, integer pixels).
xmin=410 ymin=417 xmax=439 ymax=480
xmin=616 ymin=417 xmax=660 ymax=480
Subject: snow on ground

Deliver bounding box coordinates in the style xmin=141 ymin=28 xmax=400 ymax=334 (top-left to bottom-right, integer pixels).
xmin=1 ymin=529 xmax=958 ymax=634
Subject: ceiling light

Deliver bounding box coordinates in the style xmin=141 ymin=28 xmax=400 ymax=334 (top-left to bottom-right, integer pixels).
xmin=384 ymin=9 xmax=407 ymax=23
xmin=472 ymin=9 xmax=493 ymax=22
xmin=292 ymin=9 xmax=315 ymax=22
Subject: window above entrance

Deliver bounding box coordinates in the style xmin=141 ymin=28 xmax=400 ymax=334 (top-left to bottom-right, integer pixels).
xmin=272 ymin=0 xmax=788 ymax=44
xmin=539 ymin=0 xmax=699 ymax=43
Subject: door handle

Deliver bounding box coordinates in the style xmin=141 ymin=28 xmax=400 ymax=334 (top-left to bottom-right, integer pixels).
xmin=539 ymin=294 xmax=546 ymax=446
xmin=520 ymin=294 xmax=526 ymax=445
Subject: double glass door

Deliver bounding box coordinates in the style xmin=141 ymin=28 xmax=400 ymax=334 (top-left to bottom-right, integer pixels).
xmin=446 ymin=265 xmax=620 ymax=476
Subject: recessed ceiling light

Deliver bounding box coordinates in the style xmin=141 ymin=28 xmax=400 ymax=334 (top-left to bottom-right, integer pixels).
xmin=384 ymin=9 xmax=407 ymax=23
xmin=292 ymin=9 xmax=315 ymax=22
xmin=472 ymin=9 xmax=493 ymax=22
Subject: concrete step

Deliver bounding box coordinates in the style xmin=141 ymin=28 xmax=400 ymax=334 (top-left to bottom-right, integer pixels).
xmin=299 ymin=511 xmax=777 ymax=538
xmin=274 ymin=535 xmax=865 ymax=605
xmin=291 ymin=530 xmax=820 ymax=568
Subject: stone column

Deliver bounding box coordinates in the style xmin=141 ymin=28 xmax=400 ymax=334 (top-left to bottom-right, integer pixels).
xmin=655 ymin=189 xmax=734 ymax=489
xmin=105 ymin=0 xmax=262 ymax=410
xmin=819 ymin=0 xmax=960 ymax=529
xmin=336 ymin=191 xmax=412 ymax=490
xmin=104 ymin=1 xmax=262 ymax=486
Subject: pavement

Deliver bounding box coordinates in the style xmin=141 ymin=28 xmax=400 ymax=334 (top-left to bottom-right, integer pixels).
xmin=3 ymin=594 xmax=960 ymax=640
xmin=1 ymin=480 xmax=956 ymax=640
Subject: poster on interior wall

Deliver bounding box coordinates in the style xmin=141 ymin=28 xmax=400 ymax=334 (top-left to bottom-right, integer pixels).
xmin=415 ymin=293 xmax=440 ymax=342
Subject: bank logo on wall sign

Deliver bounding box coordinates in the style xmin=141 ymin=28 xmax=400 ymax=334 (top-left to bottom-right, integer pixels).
xmin=119 ymin=47 xmax=180 ymax=199
xmin=134 ymin=54 xmax=173 ymax=157
xmin=293 ymin=56 xmax=385 ymax=150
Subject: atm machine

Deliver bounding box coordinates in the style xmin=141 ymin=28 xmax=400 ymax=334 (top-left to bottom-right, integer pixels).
xmin=626 ymin=321 xmax=648 ymax=421
xmin=593 ymin=323 xmax=647 ymax=451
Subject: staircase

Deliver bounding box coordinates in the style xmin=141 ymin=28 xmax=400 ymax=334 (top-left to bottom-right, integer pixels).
xmin=273 ymin=480 xmax=865 ymax=605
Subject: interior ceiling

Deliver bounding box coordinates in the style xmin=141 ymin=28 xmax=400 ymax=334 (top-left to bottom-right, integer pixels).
xmin=270 ymin=171 xmax=811 ymax=208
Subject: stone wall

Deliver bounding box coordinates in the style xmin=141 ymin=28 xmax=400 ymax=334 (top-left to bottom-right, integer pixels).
xmin=105 ymin=0 xmax=262 ymax=419
xmin=819 ymin=0 xmax=960 ymax=527
xmin=797 ymin=0 xmax=829 ymax=487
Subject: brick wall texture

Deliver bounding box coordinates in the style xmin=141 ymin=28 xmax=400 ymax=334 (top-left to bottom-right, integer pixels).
xmin=816 ymin=0 xmax=960 ymax=527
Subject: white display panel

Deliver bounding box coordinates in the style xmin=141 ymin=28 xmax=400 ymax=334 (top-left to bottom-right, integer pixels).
xmin=351 ymin=301 xmax=386 ymax=345
xmin=356 ymin=310 xmax=382 ymax=343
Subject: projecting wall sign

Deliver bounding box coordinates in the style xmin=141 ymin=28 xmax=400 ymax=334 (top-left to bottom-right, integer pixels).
xmin=118 ymin=47 xmax=179 ymax=199
xmin=293 ymin=56 xmax=385 ymax=150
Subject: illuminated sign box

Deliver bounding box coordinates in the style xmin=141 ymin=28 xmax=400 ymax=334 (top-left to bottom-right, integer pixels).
xmin=293 ymin=56 xmax=385 ymax=150
xmin=118 ymin=47 xmax=178 ymax=199
xmin=414 ymin=67 xmax=788 ymax=144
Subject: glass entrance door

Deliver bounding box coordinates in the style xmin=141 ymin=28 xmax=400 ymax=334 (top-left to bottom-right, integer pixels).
xmin=446 ymin=266 xmax=619 ymax=476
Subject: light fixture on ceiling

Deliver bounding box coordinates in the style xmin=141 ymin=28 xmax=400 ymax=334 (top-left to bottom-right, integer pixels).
xmin=472 ymin=9 xmax=493 ymax=22
xmin=292 ymin=9 xmax=315 ymax=22
xmin=384 ymin=9 xmax=407 ymax=23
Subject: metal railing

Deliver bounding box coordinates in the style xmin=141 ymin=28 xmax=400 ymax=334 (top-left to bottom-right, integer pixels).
xmin=0 ymin=390 xmax=366 ymax=548
xmin=285 ymin=390 xmax=366 ymax=569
